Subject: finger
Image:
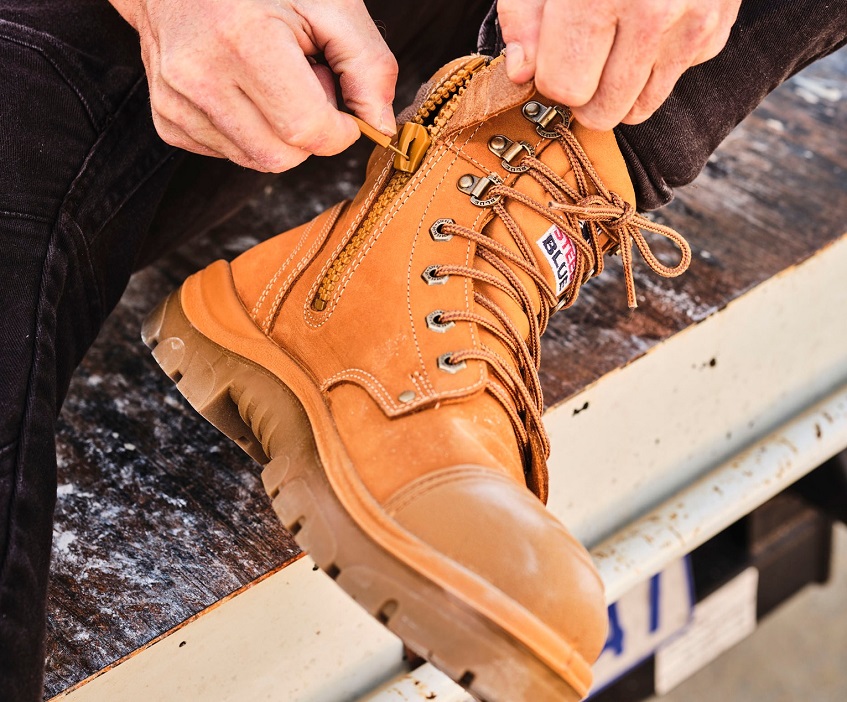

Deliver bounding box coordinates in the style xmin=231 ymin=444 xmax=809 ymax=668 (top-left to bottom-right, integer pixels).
xmin=497 ymin=0 xmax=545 ymax=84
xmin=141 ymin=38 xmax=232 ymax=159
xmin=691 ymin=1 xmax=740 ymax=65
xmin=160 ymin=83 xmax=312 ymax=172
xmin=142 ymin=35 xmax=231 ymax=157
xmin=151 ymin=80 xmax=263 ymax=168
xmin=214 ymin=88 xmax=314 ymax=172
xmin=619 ymin=62 xmax=683 ymax=125
xmin=621 ymin=5 xmax=735 ymax=126
xmin=535 ymin=1 xmax=617 ymax=108
xmin=309 ymin=1 xmax=400 ymax=135
xmin=619 ymin=23 xmax=705 ymax=125
xmin=310 ymin=62 xmax=339 ymax=105
xmin=152 ymin=111 xmax=227 ymax=159
xmin=232 ymin=20 xmax=360 ymax=156
xmin=570 ymin=16 xmax=662 ymax=131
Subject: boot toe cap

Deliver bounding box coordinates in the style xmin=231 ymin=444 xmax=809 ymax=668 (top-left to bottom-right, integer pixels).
xmin=385 ymin=465 xmax=608 ymax=665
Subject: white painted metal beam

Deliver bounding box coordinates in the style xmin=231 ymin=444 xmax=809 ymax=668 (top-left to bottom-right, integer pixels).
xmin=594 ymin=383 xmax=847 ymax=603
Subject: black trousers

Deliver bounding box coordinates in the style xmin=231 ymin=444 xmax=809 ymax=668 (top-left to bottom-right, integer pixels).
xmin=0 ymin=1 xmax=844 ymax=699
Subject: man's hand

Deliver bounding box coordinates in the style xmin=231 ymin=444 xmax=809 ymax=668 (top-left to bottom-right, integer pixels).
xmin=499 ymin=0 xmax=741 ymax=131
xmin=110 ymin=0 xmax=398 ymax=172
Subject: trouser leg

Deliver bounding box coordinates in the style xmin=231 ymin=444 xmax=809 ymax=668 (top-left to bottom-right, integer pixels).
xmin=477 ymin=0 xmax=847 ymax=210
xmin=0 ymin=15 xmax=112 ymax=697
xmin=0 ymin=4 xmax=274 ymax=699
xmin=617 ymin=0 xmax=847 ymax=210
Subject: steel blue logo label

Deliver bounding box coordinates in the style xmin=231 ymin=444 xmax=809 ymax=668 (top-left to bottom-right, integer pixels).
xmin=536 ymin=224 xmax=577 ymax=295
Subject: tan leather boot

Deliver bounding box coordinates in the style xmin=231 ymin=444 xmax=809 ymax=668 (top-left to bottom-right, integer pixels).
xmin=143 ymin=55 xmax=690 ymax=702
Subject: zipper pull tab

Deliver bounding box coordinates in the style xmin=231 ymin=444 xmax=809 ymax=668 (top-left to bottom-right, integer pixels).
xmin=393 ymin=123 xmax=431 ymax=174
xmin=350 ymin=115 xmax=430 ymax=173
xmin=351 ymin=115 xmax=407 ymax=158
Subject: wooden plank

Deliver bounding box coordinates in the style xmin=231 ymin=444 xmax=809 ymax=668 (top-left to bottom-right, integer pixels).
xmin=45 ymin=48 xmax=846 ymax=698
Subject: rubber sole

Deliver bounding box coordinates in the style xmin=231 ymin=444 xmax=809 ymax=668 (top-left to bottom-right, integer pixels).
xmin=142 ymin=264 xmax=589 ymax=702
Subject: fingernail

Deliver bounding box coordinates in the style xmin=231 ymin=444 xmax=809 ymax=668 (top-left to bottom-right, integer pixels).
xmin=505 ymin=42 xmax=526 ymax=79
xmin=379 ymin=104 xmax=397 ymax=136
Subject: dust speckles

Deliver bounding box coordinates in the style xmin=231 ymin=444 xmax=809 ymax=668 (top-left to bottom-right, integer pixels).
xmin=53 ymin=529 xmax=77 ymax=554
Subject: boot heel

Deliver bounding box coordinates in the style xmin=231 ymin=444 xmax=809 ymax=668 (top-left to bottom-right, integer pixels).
xmin=142 ymin=291 xmax=268 ymax=464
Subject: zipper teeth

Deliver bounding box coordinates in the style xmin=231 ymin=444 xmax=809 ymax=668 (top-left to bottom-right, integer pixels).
xmin=311 ymin=59 xmax=484 ymax=311
xmin=413 ymin=59 xmax=483 ymax=137
xmin=313 ymin=173 xmax=412 ymax=306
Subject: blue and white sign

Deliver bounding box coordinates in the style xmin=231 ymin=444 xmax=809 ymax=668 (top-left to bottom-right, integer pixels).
xmin=588 ymin=556 xmax=695 ymax=696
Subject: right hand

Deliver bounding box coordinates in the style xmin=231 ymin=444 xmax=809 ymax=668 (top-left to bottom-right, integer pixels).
xmin=110 ymin=0 xmax=399 ymax=172
xmin=499 ymin=0 xmax=740 ymax=131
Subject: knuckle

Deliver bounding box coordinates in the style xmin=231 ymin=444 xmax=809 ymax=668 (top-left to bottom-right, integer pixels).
xmin=240 ymin=156 xmax=274 ymax=173
xmin=149 ymin=88 xmax=178 ymax=126
xmin=698 ymin=7 xmax=722 ymax=35
xmin=151 ymin=114 xmax=186 ymax=149
xmin=159 ymin=54 xmax=216 ymax=103
xmin=685 ymin=5 xmax=734 ymax=60
xmin=641 ymin=0 xmax=678 ymax=29
xmin=250 ymin=150 xmax=291 ymax=173
xmin=157 ymin=53 xmax=188 ymax=91
xmin=216 ymin=9 xmax=253 ymax=49
xmin=702 ymin=22 xmax=733 ymax=60
xmin=373 ymin=50 xmax=399 ymax=79
xmin=354 ymin=47 xmax=399 ymax=84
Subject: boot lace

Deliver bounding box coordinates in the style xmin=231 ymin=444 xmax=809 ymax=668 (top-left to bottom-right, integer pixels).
xmin=431 ymin=119 xmax=692 ymax=471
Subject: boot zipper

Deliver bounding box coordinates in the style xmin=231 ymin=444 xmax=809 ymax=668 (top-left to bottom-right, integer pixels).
xmin=311 ymin=56 xmax=488 ymax=311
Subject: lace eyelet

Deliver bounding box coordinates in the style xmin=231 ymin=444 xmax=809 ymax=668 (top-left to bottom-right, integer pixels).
xmin=437 ymin=353 xmax=466 ymax=374
xmin=552 ymin=296 xmax=570 ymax=313
xmin=430 ymin=218 xmax=454 ymax=242
xmin=488 ymin=135 xmax=534 ymax=173
xmin=522 ymin=101 xmax=571 ymax=138
xmin=456 ymin=173 xmax=503 ymax=207
xmin=425 ymin=310 xmax=455 ymax=333
xmin=421 ymin=265 xmax=448 ymax=285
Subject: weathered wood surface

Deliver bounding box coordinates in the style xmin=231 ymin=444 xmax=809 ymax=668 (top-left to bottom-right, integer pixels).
xmin=45 ymin=49 xmax=846 ymax=698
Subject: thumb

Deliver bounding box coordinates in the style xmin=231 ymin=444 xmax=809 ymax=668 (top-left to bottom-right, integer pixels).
xmin=498 ymin=0 xmax=546 ymax=84
xmin=317 ymin=3 xmax=399 ymax=135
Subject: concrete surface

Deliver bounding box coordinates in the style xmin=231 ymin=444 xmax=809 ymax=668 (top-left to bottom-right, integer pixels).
xmin=649 ymin=523 xmax=847 ymax=701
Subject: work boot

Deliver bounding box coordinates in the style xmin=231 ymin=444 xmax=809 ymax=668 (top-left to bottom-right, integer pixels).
xmin=143 ymin=54 xmax=690 ymax=701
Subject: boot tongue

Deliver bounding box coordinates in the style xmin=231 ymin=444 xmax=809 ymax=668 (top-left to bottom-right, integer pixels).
xmin=442 ymin=55 xmax=536 ymax=136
